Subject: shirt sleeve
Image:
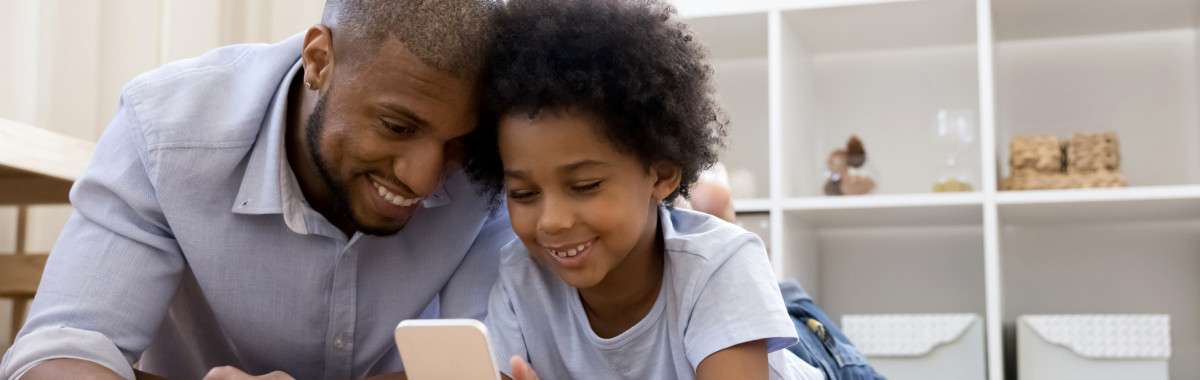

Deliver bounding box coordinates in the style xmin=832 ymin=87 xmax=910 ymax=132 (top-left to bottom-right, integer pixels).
xmin=482 ymin=270 xmax=528 ymax=378
xmin=0 ymin=94 xmax=186 ymax=380
xmin=436 ymin=207 xmax=514 ymax=320
xmin=683 ymin=233 xmax=799 ymax=368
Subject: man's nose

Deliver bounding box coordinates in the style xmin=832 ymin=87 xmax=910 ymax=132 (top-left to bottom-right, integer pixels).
xmin=392 ymin=144 xmax=445 ymax=196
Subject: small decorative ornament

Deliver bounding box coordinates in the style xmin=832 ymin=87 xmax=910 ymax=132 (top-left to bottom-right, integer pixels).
xmin=823 ymin=135 xmax=876 ymax=196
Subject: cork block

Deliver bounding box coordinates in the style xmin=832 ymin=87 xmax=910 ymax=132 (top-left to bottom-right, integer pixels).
xmin=1010 ymin=135 xmax=1062 ymax=175
xmin=1067 ymin=132 xmax=1120 ymax=173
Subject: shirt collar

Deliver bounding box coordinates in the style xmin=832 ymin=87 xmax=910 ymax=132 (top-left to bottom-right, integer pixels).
xmin=231 ymin=59 xmax=309 ymax=234
xmin=231 ymin=59 xmax=455 ymax=235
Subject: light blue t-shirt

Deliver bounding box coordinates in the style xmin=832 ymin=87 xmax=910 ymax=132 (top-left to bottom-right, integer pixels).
xmin=484 ymin=207 xmax=824 ymax=379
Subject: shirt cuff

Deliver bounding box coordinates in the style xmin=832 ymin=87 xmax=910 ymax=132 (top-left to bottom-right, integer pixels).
xmin=1 ymin=326 xmax=136 ymax=380
xmin=686 ymin=319 xmax=800 ymax=368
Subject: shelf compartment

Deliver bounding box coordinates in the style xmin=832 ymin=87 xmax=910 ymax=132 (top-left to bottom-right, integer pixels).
xmin=994 ymin=8 xmax=1200 ymax=189
xmin=997 ymin=185 xmax=1200 ymax=225
xmin=1000 ymin=220 xmax=1200 ymax=379
xmin=688 ymin=12 xmax=771 ymax=199
xmin=732 ymin=198 xmax=772 ymax=213
xmin=994 ymin=0 xmax=1197 ymax=41
xmin=777 ymin=0 xmax=982 ymax=197
xmin=781 ymin=222 xmax=986 ymax=324
xmin=782 ymin=192 xmax=983 ymax=228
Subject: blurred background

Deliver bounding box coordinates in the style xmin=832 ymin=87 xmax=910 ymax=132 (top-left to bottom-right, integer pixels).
xmin=2 ymin=1 xmax=1199 ymax=379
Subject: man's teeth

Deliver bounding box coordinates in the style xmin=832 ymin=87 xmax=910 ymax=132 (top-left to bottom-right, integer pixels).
xmin=373 ymin=181 xmax=421 ymax=207
xmin=548 ymin=241 xmax=592 ymax=258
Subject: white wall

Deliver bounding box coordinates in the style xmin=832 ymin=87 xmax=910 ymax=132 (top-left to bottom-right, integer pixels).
xmin=0 ymin=0 xmax=324 ymax=350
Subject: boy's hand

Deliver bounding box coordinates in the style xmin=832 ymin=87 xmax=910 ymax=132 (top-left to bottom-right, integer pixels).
xmin=509 ymin=355 xmax=540 ymax=380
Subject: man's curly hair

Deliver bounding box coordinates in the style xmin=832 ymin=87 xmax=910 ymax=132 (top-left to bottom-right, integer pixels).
xmin=464 ymin=0 xmax=727 ymax=206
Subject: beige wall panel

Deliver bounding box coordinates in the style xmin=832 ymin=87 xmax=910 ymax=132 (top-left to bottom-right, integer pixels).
xmin=269 ymin=0 xmax=325 ymax=43
xmin=0 ymin=0 xmax=42 ymax=126
xmin=161 ymin=0 xmax=222 ymax=64
xmin=24 ymin=205 xmax=73 ymax=254
xmin=34 ymin=0 xmax=101 ymax=141
xmin=98 ymin=0 xmax=164 ymax=138
xmin=222 ymin=0 xmax=272 ymax=45
xmin=0 ymin=207 xmax=15 ymax=254
xmin=0 ymin=298 xmax=12 ymax=350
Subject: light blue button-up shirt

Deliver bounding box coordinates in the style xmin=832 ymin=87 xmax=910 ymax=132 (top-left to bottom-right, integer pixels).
xmin=0 ymin=33 xmax=513 ymax=380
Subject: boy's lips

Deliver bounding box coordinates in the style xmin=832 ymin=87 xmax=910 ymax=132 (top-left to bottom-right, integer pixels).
xmin=541 ymin=238 xmax=598 ymax=269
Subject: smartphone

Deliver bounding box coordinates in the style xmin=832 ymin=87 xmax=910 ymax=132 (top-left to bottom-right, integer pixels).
xmin=395 ymin=319 xmax=500 ymax=380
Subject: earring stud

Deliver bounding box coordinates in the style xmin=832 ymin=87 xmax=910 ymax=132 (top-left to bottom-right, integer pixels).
xmin=305 ymin=81 xmax=315 ymax=90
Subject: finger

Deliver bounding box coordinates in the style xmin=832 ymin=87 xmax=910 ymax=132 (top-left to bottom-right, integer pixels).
xmin=509 ymin=356 xmax=539 ymax=380
xmin=204 ymin=366 xmax=246 ymax=380
xmin=263 ymin=371 xmax=296 ymax=380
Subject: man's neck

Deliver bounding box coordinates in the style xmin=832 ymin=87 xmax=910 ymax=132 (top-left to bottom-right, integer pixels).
xmin=283 ymin=70 xmax=354 ymax=237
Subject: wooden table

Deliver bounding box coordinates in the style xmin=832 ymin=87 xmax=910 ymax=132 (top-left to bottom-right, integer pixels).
xmin=0 ymin=118 xmax=95 ymax=345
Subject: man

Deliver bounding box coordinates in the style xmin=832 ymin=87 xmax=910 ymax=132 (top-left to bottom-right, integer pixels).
xmin=0 ymin=1 xmax=511 ymax=379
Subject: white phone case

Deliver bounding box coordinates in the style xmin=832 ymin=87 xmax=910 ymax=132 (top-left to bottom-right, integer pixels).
xmin=395 ymin=319 xmax=501 ymax=380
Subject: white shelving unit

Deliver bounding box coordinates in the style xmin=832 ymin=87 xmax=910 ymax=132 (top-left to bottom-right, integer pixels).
xmin=678 ymin=0 xmax=1200 ymax=378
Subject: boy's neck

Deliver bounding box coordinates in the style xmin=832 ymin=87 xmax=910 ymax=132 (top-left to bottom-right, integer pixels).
xmin=578 ymin=218 xmax=666 ymax=339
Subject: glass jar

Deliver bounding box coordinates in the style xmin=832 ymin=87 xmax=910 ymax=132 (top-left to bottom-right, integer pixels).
xmin=932 ymin=109 xmax=976 ymax=192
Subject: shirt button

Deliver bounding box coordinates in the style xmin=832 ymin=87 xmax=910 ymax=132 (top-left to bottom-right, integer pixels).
xmin=333 ymin=333 xmax=346 ymax=349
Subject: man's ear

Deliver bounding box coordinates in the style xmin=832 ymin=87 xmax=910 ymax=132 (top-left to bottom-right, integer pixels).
xmin=301 ymin=24 xmax=335 ymax=92
xmin=650 ymin=163 xmax=683 ymax=202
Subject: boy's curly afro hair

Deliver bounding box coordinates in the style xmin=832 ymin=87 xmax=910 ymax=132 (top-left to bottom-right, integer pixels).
xmin=464 ymin=0 xmax=727 ymax=206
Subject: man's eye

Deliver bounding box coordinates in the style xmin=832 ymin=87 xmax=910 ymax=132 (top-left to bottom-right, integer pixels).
xmin=383 ymin=121 xmax=412 ymax=135
xmin=571 ymin=181 xmax=602 ymax=192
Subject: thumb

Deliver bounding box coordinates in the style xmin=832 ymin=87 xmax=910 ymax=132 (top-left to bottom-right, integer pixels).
xmin=509 ymin=355 xmax=540 ymax=380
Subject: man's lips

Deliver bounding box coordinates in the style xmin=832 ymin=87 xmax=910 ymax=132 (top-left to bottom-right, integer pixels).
xmin=368 ymin=175 xmax=423 ymax=207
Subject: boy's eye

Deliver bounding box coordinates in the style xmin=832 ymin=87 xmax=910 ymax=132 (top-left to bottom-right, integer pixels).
xmin=571 ymin=181 xmax=602 ymax=192
xmin=508 ymin=190 xmax=538 ymax=201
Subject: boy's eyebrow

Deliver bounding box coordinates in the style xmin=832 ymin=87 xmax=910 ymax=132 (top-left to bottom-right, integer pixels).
xmin=503 ymin=169 xmax=529 ymax=180
xmin=558 ymin=159 xmax=609 ymax=173
xmin=502 ymin=160 xmax=609 ymax=180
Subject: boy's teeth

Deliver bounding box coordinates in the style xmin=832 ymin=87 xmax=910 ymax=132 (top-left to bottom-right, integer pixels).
xmin=547 ymin=241 xmax=593 ymax=258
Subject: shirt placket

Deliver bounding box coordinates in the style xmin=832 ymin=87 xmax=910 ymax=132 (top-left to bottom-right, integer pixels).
xmin=324 ymin=234 xmax=362 ymax=380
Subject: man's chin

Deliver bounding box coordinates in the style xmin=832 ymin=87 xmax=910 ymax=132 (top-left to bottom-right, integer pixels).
xmin=351 ymin=214 xmax=413 ymax=236
xmin=355 ymin=224 xmax=405 ymax=236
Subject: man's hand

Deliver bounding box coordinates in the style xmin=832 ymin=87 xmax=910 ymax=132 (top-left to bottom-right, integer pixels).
xmin=507 ymin=356 xmax=539 ymax=380
xmin=202 ymin=366 xmax=295 ymax=380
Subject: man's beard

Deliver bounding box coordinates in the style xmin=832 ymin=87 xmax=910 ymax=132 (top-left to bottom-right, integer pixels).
xmin=306 ymin=92 xmax=404 ymax=236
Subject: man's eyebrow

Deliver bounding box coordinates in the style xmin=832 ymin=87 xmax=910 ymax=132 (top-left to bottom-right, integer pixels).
xmin=380 ymin=103 xmax=431 ymax=129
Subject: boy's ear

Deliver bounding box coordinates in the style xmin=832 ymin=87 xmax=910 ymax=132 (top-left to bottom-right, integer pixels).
xmin=650 ymin=163 xmax=683 ymax=202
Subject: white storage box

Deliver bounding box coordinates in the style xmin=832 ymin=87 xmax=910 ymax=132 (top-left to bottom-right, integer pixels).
xmin=841 ymin=314 xmax=985 ymax=380
xmin=1018 ymin=314 xmax=1171 ymax=380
